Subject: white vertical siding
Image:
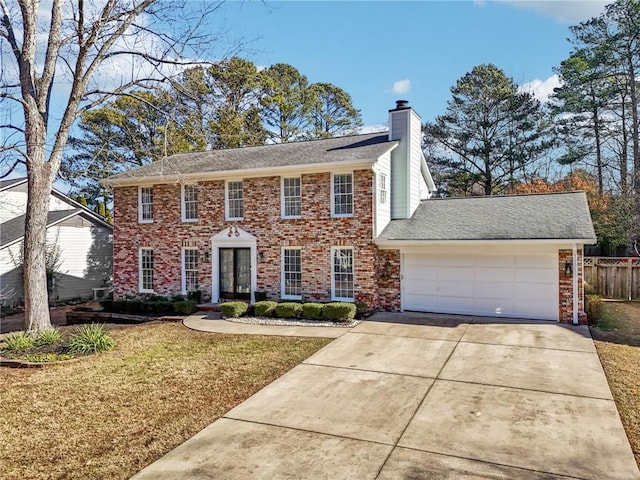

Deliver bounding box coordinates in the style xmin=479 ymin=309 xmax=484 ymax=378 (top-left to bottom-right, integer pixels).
xmin=373 ymin=151 xmax=392 ymax=237
xmin=0 ymin=191 xmax=28 ymax=222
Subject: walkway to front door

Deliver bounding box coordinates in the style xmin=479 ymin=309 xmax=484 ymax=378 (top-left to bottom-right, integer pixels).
xmin=219 ymin=248 xmax=251 ymax=300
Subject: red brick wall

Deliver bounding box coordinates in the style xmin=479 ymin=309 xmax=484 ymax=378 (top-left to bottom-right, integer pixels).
xmin=113 ymin=170 xmax=388 ymax=309
xmin=558 ymin=248 xmax=586 ymax=324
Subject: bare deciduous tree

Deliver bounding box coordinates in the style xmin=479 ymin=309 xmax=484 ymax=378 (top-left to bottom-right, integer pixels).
xmin=0 ymin=0 xmax=228 ymax=331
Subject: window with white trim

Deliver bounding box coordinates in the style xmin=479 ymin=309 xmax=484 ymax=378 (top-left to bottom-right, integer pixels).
xmin=379 ymin=173 xmax=387 ymax=205
xmin=282 ymin=177 xmax=301 ymax=218
xmin=139 ymin=248 xmax=154 ymax=292
xmin=182 ymin=184 xmax=198 ymax=222
xmin=226 ymin=180 xmax=243 ymax=220
xmin=331 ymin=247 xmax=354 ymax=301
xmin=139 ymin=186 xmax=153 ymax=222
xmin=332 ymin=173 xmax=353 ymax=217
xmin=281 ymin=248 xmax=302 ymax=299
xmin=182 ymin=248 xmax=199 ymax=294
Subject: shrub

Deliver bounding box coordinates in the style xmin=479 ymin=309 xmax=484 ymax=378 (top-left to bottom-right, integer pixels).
xmin=187 ymin=290 xmax=202 ymax=303
xmin=171 ymin=294 xmax=185 ymax=302
xmin=68 ymin=324 xmax=115 ymax=354
xmin=323 ymin=302 xmax=356 ymax=322
xmin=100 ymin=299 xmax=173 ymax=315
xmin=220 ymin=302 xmax=248 ymax=318
xmin=3 ymin=331 xmax=35 ymax=352
xmin=254 ymin=291 xmax=268 ymax=302
xmin=355 ymin=302 xmax=369 ymax=317
xmin=302 ymin=303 xmax=324 ymax=320
xmin=585 ymin=294 xmax=604 ymax=326
xmin=275 ymin=302 xmax=303 ymax=319
xmin=35 ymin=327 xmax=62 ymax=346
xmin=173 ymin=300 xmax=198 ymax=315
xmin=255 ymin=301 xmax=278 ymax=317
xmin=583 ymin=281 xmax=596 ymax=295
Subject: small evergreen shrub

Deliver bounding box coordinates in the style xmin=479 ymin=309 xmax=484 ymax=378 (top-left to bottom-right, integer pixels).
xmin=255 ymin=301 xmax=278 ymax=317
xmin=585 ymin=294 xmax=604 ymax=326
xmin=302 ymin=303 xmax=324 ymax=320
xmin=254 ymin=291 xmax=268 ymax=302
xmin=3 ymin=331 xmax=35 ymax=352
xmin=275 ymin=302 xmax=303 ymax=319
xmin=323 ymin=302 xmax=356 ymax=322
xmin=220 ymin=302 xmax=248 ymax=318
xmin=173 ymin=300 xmax=198 ymax=315
xmin=355 ymin=302 xmax=369 ymax=317
xmin=187 ymin=290 xmax=202 ymax=303
xmin=171 ymin=294 xmax=185 ymax=302
xmin=68 ymin=324 xmax=115 ymax=354
xmin=35 ymin=328 xmax=62 ymax=346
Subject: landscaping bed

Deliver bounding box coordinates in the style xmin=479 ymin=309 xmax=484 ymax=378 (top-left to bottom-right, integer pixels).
xmin=591 ymin=301 xmax=640 ymax=468
xmin=0 ymin=321 xmax=331 ymax=480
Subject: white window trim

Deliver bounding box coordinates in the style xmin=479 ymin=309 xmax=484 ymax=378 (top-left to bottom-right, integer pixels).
xmin=379 ymin=173 xmax=387 ymax=205
xmin=139 ymin=247 xmax=154 ymax=293
xmin=281 ymin=247 xmax=302 ymax=300
xmin=181 ymin=247 xmax=199 ymax=294
xmin=331 ymin=172 xmax=354 ymax=218
xmin=281 ymin=176 xmax=302 ymax=219
xmin=138 ymin=186 xmax=153 ymax=223
xmin=181 ymin=184 xmax=198 ymax=223
xmin=331 ymin=246 xmax=354 ymax=302
xmin=225 ymin=180 xmax=244 ymax=221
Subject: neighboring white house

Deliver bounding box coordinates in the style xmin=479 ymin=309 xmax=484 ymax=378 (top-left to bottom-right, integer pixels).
xmin=0 ymin=178 xmax=113 ymax=305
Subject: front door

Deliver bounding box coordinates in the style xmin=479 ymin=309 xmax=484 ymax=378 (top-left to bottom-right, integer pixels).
xmin=219 ymin=248 xmax=251 ymax=300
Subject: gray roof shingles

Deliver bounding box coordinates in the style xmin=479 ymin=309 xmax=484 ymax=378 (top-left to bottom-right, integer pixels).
xmin=378 ymin=192 xmax=596 ymax=242
xmin=108 ymin=133 xmax=396 ymax=181
xmin=1 ymin=209 xmax=79 ymax=247
xmin=0 ymin=177 xmax=26 ymax=191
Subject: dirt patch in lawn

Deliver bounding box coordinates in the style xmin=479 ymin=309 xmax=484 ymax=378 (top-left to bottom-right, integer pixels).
xmin=591 ymin=301 xmax=640 ymax=467
xmin=0 ymin=321 xmax=331 ymax=480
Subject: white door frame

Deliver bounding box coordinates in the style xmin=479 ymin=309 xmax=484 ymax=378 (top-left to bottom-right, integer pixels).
xmin=211 ymin=226 xmax=257 ymax=304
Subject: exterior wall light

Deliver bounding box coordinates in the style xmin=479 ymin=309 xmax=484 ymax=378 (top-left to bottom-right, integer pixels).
xmin=565 ymin=261 xmax=572 ymax=276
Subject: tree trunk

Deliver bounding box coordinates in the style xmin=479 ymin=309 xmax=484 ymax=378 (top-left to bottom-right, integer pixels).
xmin=23 ymin=161 xmax=54 ymax=332
xmin=593 ymin=104 xmax=604 ymax=196
xmin=620 ymin=97 xmax=629 ymax=197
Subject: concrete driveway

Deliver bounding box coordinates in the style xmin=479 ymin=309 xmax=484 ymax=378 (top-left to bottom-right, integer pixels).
xmin=133 ymin=312 xmax=640 ymax=480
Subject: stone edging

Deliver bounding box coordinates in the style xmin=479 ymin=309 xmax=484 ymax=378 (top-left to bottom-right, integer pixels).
xmin=224 ymin=316 xmax=361 ymax=328
xmin=0 ymin=356 xmax=82 ymax=368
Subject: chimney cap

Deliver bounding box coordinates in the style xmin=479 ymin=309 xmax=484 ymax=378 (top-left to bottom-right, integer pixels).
xmin=390 ymin=100 xmax=410 ymax=111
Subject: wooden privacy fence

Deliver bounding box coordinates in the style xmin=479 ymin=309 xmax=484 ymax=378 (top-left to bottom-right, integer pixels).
xmin=583 ymin=257 xmax=640 ymax=300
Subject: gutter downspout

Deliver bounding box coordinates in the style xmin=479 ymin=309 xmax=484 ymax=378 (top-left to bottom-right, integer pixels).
xmin=572 ymin=243 xmax=579 ymax=325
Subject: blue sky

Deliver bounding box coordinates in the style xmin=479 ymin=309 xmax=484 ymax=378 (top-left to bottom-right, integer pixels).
xmin=220 ymin=0 xmax=608 ymax=127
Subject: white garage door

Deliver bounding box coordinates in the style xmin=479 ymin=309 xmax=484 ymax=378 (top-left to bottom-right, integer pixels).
xmin=403 ymin=253 xmax=558 ymax=321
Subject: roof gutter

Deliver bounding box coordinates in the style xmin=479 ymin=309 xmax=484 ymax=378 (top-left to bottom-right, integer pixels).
xmin=375 ymin=238 xmax=596 ymax=248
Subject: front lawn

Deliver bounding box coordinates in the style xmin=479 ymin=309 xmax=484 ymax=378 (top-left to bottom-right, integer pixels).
xmin=0 ymin=322 xmax=331 ymax=480
xmin=591 ymin=301 xmax=640 ymax=468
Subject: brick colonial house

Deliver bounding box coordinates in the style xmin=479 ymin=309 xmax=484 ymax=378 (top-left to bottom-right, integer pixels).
xmin=106 ymin=101 xmax=596 ymax=324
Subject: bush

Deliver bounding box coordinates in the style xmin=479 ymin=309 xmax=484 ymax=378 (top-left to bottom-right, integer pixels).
xmin=586 ymin=294 xmax=604 ymax=326
xmin=187 ymin=290 xmax=202 ymax=303
xmin=255 ymin=301 xmax=278 ymax=317
xmin=173 ymin=300 xmax=198 ymax=315
xmin=302 ymin=303 xmax=324 ymax=320
xmin=220 ymin=302 xmax=248 ymax=318
xmin=68 ymin=324 xmax=115 ymax=354
xmin=100 ymin=299 xmax=173 ymax=315
xmin=254 ymin=291 xmax=268 ymax=302
xmin=275 ymin=302 xmax=303 ymax=319
xmin=583 ymin=281 xmax=596 ymax=296
xmin=3 ymin=331 xmax=35 ymax=352
xmin=323 ymin=302 xmax=356 ymax=322
xmin=171 ymin=294 xmax=185 ymax=302
xmin=35 ymin=328 xmax=62 ymax=346
xmin=355 ymin=302 xmax=369 ymax=317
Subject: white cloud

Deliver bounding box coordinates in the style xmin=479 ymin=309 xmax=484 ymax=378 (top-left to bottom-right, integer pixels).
xmin=519 ymin=74 xmax=562 ymax=103
xmin=498 ymin=0 xmax=608 ymax=23
xmin=389 ymin=79 xmax=411 ymax=95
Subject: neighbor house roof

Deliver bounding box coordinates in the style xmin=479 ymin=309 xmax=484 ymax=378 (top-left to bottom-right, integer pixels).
xmin=377 ymin=192 xmax=597 ymax=243
xmin=0 ymin=209 xmax=80 ymax=248
xmin=0 ymin=177 xmax=26 ymax=191
xmin=105 ymin=133 xmax=397 ymax=185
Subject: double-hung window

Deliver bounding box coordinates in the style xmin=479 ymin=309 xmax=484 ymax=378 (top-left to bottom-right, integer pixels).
xmin=182 ymin=248 xmax=199 ymax=294
xmin=281 ymin=248 xmax=302 ymax=299
xmin=331 ymin=247 xmax=354 ymax=301
xmin=139 ymin=248 xmax=154 ymax=292
xmin=139 ymin=186 xmax=153 ymax=223
xmin=282 ymin=177 xmax=301 ymax=218
xmin=332 ymin=173 xmax=353 ymax=217
xmin=182 ymin=184 xmax=198 ymax=222
xmin=226 ymin=180 xmax=243 ymax=220
xmin=379 ymin=173 xmax=387 ymax=205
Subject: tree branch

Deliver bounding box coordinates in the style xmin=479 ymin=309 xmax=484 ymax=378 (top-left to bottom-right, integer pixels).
xmin=0 ymin=158 xmax=26 ymax=178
